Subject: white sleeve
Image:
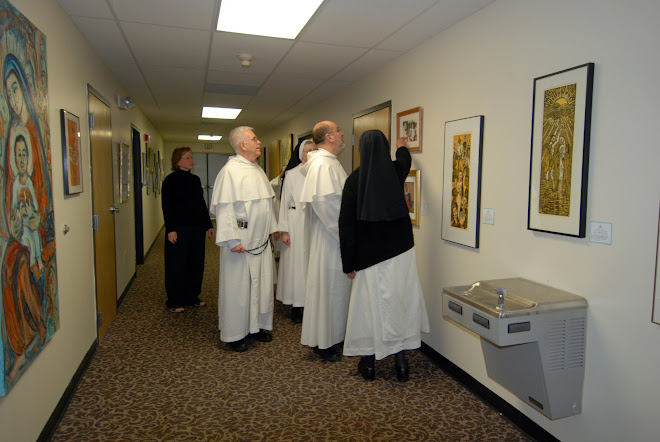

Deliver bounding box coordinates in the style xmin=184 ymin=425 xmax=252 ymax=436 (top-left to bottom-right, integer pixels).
xmin=311 ymin=194 xmax=341 ymax=243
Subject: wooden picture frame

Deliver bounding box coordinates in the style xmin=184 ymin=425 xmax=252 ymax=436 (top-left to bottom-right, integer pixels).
xmin=61 ymin=110 xmax=83 ymax=195
xmin=397 ymin=107 xmax=422 ymax=152
xmin=405 ymin=169 xmax=421 ymax=227
xmin=280 ymin=133 xmax=293 ymax=170
xmin=528 ymin=63 xmax=594 ymax=237
xmin=441 ymin=115 xmax=484 ymax=248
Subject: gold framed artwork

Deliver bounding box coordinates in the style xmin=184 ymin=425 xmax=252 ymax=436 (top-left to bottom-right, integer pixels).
xmin=441 ymin=115 xmax=484 ymax=248
xmin=280 ymin=133 xmax=293 ymax=170
xmin=528 ymin=63 xmax=594 ymax=237
xmin=405 ymin=169 xmax=420 ymax=227
xmin=397 ymin=107 xmax=422 ymax=152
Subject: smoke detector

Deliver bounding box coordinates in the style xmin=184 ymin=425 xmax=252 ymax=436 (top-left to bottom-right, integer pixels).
xmin=238 ymin=54 xmax=253 ymax=68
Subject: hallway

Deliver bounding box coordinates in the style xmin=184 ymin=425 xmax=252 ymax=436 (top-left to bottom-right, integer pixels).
xmin=51 ymin=230 xmax=531 ymax=441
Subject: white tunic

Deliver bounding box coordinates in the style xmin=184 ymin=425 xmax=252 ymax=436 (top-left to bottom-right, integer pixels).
xmin=299 ymin=149 xmax=351 ymax=349
xmin=276 ymin=165 xmax=309 ymax=307
xmin=210 ymin=155 xmax=276 ymax=343
xmin=343 ymin=248 xmax=430 ymax=360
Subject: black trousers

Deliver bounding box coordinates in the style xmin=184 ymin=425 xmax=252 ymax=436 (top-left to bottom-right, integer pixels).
xmin=164 ymin=228 xmax=206 ymax=308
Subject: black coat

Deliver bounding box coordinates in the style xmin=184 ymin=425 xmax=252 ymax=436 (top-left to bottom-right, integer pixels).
xmin=161 ymin=169 xmax=213 ymax=233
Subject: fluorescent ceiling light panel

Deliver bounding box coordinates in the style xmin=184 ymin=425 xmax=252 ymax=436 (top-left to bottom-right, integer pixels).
xmin=198 ymin=135 xmax=222 ymax=141
xmin=202 ymin=107 xmax=242 ymax=119
xmin=217 ymin=0 xmax=323 ymax=39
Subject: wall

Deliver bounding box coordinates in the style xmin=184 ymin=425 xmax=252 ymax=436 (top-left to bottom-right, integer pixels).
xmin=0 ymin=1 xmax=164 ymax=440
xmin=263 ymin=0 xmax=660 ymax=441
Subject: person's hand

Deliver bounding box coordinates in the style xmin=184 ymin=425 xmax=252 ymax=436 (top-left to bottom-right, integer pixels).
xmin=346 ymin=271 xmax=356 ymax=280
xmin=281 ymin=232 xmax=291 ymax=246
xmin=231 ymin=243 xmax=245 ymax=253
xmin=396 ymin=137 xmax=407 ymax=148
xmin=207 ymin=228 xmax=215 ymax=239
xmin=168 ymin=231 xmax=177 ymax=244
xmin=272 ymin=232 xmax=281 ymax=241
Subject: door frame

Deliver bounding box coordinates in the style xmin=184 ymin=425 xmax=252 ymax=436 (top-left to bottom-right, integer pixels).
xmin=352 ymin=100 xmax=391 ymax=170
xmin=131 ymin=126 xmax=144 ymax=264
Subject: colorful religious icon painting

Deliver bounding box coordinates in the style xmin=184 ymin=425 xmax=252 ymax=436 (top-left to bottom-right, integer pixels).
xmin=0 ymin=0 xmax=59 ymax=396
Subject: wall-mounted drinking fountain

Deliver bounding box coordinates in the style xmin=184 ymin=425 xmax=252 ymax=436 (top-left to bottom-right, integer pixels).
xmin=442 ymin=277 xmax=587 ymax=420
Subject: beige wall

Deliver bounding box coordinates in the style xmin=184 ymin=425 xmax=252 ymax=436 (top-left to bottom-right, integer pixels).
xmin=0 ymin=1 xmax=165 ymax=440
xmin=263 ymin=1 xmax=660 ymax=441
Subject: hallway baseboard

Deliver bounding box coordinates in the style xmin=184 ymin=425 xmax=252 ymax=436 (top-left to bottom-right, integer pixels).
xmin=38 ymin=341 xmax=98 ymax=442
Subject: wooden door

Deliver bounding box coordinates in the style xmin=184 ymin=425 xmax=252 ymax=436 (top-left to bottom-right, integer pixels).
xmin=89 ymin=90 xmax=117 ymax=341
xmin=352 ymin=102 xmax=391 ymax=170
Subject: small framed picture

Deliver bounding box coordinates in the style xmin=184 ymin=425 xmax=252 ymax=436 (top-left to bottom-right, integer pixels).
xmin=405 ymin=169 xmax=421 ymax=226
xmin=60 ymin=110 xmax=83 ymax=195
xmin=397 ymin=107 xmax=422 ymax=152
xmin=441 ymin=115 xmax=484 ymax=248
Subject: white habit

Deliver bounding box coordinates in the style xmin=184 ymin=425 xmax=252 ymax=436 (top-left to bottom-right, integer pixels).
xmin=276 ymin=165 xmax=309 ymax=307
xmin=210 ymin=155 xmax=276 ymax=343
xmin=299 ymin=149 xmax=351 ymax=349
xmin=343 ymin=248 xmax=430 ymax=360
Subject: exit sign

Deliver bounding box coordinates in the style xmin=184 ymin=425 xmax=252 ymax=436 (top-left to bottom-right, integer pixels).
xmin=203 ymin=144 xmax=213 ymax=150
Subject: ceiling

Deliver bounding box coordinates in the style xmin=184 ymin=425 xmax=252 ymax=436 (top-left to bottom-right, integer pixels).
xmin=56 ymin=0 xmax=495 ymax=143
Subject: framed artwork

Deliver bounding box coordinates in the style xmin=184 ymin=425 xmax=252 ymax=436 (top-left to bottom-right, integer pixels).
xmin=441 ymin=115 xmax=484 ymax=248
xmin=268 ymin=139 xmax=280 ymax=180
xmin=405 ymin=170 xmax=421 ymax=227
xmin=1 ymin=0 xmax=59 ymax=396
xmin=528 ymin=63 xmax=594 ymax=237
xmin=280 ymin=133 xmax=293 ymax=170
xmin=119 ymin=142 xmax=130 ymax=203
xmin=141 ymin=152 xmax=146 ymax=186
xmin=61 ymin=110 xmax=83 ymax=195
xmin=653 ymin=202 xmax=660 ymax=325
xmin=397 ymin=107 xmax=422 ymax=152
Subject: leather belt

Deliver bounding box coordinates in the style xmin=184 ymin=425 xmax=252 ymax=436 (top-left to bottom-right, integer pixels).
xmin=237 ymin=220 xmax=248 ymax=229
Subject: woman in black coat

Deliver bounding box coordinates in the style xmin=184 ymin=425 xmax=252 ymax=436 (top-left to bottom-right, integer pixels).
xmin=161 ymin=147 xmax=215 ymax=313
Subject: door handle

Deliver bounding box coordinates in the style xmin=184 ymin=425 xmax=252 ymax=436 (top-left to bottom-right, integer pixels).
xmin=109 ymin=206 xmax=120 ymax=213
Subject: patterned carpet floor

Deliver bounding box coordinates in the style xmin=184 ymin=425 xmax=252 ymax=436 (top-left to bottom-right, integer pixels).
xmin=52 ymin=231 xmax=531 ymax=441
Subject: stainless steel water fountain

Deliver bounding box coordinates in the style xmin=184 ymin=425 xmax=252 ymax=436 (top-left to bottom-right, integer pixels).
xmin=442 ymin=278 xmax=587 ymax=419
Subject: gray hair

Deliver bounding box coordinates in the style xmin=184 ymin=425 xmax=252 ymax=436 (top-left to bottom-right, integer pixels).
xmin=228 ymin=126 xmax=254 ymax=151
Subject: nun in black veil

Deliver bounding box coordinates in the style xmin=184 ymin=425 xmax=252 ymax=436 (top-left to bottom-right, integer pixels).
xmin=339 ymin=130 xmax=429 ymax=382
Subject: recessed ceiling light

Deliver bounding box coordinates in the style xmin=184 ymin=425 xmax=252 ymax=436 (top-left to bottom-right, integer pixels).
xmin=217 ymin=0 xmax=323 ymax=39
xmin=202 ymin=107 xmax=242 ymax=119
xmin=198 ymin=135 xmax=222 ymax=141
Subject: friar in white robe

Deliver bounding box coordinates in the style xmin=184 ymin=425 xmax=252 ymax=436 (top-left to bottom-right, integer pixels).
xmin=276 ymin=140 xmax=316 ymax=322
xmin=299 ymin=121 xmax=351 ymax=362
xmin=209 ymin=126 xmax=276 ymax=352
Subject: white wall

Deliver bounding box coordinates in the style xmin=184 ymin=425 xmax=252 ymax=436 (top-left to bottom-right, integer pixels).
xmin=0 ymin=1 xmax=165 ymax=440
xmin=263 ymin=1 xmax=660 ymax=441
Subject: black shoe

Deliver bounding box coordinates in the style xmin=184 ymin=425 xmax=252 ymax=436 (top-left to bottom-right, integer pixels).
xmin=317 ymin=347 xmax=340 ymax=362
xmin=358 ymin=355 xmax=375 ymax=381
xmin=226 ymin=339 xmax=248 ymax=352
xmin=394 ymin=351 xmax=409 ymax=382
xmin=291 ymin=307 xmax=303 ymax=324
xmin=249 ymin=330 xmax=272 ymax=343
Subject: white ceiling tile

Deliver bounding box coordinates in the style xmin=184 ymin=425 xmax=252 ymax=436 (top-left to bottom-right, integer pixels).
xmin=141 ymin=66 xmax=205 ymax=91
xmin=333 ymin=49 xmax=402 ymax=82
xmin=273 ymin=42 xmax=367 ymax=80
xmin=209 ymin=32 xmax=294 ymax=73
xmin=121 ymin=22 xmax=210 ymax=68
xmin=202 ymin=93 xmax=252 ymax=108
xmin=57 ymin=0 xmax=113 ymax=18
xmin=207 ymin=70 xmax=267 ymax=87
xmin=71 ymin=17 xmax=133 ymax=63
xmin=300 ymin=0 xmax=436 ymax=47
xmin=109 ymin=0 xmax=217 ymax=30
